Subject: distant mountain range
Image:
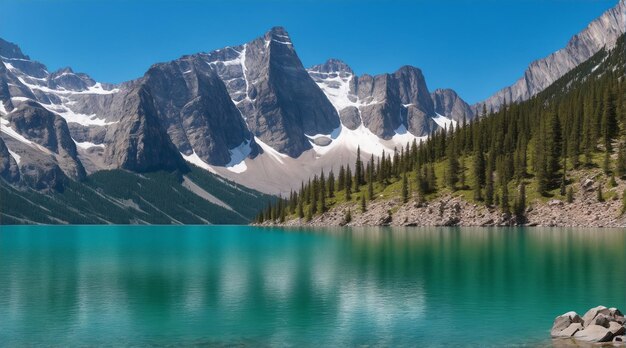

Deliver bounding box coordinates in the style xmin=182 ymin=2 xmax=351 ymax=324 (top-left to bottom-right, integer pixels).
xmin=0 ymin=0 xmax=624 ymax=224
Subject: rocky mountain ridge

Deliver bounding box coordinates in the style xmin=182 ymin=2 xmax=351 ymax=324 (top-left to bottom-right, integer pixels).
xmin=1 ymin=27 xmax=468 ymax=195
xmin=479 ymin=0 xmax=626 ymax=111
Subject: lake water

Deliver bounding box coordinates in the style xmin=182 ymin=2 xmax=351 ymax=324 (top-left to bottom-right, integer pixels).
xmin=1 ymin=226 xmax=625 ymax=347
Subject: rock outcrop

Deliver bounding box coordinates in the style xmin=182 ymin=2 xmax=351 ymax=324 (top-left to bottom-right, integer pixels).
xmin=0 ymin=137 xmax=20 ymax=183
xmin=102 ymin=86 xmax=187 ymax=173
xmin=431 ymin=88 xmax=474 ymax=123
xmin=142 ymin=55 xmax=258 ymax=166
xmin=206 ymin=27 xmax=341 ymax=158
xmin=552 ymin=306 xmax=626 ymax=344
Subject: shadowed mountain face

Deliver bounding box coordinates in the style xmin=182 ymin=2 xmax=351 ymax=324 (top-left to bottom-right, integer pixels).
xmin=431 ymin=88 xmax=474 ymax=122
xmin=205 ymin=27 xmax=341 ymax=157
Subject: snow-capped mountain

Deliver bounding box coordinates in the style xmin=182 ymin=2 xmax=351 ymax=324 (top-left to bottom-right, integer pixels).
xmin=479 ymin=0 xmax=625 ymax=111
xmin=1 ymin=27 xmax=468 ymax=195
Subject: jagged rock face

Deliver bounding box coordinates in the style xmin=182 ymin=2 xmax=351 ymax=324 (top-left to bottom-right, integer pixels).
xmin=49 ymin=67 xmax=96 ymax=92
xmin=142 ymin=56 xmax=258 ymax=166
xmin=7 ymin=101 xmax=86 ymax=180
xmin=339 ymin=106 xmax=361 ymax=130
xmin=103 ymin=86 xmax=187 ymax=172
xmin=0 ymin=137 xmax=20 ymax=183
xmin=431 ymin=88 xmax=474 ymax=122
xmin=205 ymin=27 xmax=340 ymax=157
xmin=309 ymin=60 xmax=443 ymax=138
xmin=479 ymin=0 xmax=626 ymax=111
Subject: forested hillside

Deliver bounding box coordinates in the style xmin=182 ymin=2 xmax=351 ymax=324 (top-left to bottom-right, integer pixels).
xmin=258 ymin=34 xmax=626 ymax=226
xmin=1 ymin=166 xmax=273 ymax=224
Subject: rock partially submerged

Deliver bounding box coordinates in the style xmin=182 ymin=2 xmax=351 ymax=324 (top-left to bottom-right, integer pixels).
xmin=552 ymin=306 xmax=626 ymax=344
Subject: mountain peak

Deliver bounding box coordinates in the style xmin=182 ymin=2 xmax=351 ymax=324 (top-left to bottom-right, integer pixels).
xmin=265 ymin=26 xmax=292 ymax=42
xmin=309 ymin=58 xmax=354 ymax=75
xmin=0 ymin=38 xmax=28 ymax=60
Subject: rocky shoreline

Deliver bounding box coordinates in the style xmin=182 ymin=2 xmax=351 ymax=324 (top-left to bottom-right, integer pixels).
xmin=551 ymin=306 xmax=625 ymax=345
xmin=262 ymin=176 xmax=626 ymax=228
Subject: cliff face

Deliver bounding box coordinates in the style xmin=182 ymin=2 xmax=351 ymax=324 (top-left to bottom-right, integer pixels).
xmin=478 ymin=0 xmax=626 ymax=111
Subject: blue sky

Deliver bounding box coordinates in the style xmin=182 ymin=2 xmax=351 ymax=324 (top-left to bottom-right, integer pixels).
xmin=0 ymin=0 xmax=618 ymax=104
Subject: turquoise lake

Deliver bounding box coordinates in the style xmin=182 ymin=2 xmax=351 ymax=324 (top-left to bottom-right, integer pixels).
xmin=1 ymin=226 xmax=625 ymax=347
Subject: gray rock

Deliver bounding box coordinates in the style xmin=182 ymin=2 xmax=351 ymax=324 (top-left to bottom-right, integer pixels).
xmin=431 ymin=88 xmax=474 ymax=122
xmin=7 ymin=100 xmax=86 ymax=181
xmin=592 ymin=314 xmax=612 ymax=328
xmin=103 ymin=86 xmax=187 ymax=173
xmin=553 ymin=323 xmax=584 ymax=338
xmin=609 ymin=322 xmax=626 ymax=336
xmin=141 ymin=56 xmax=257 ymax=165
xmin=582 ymin=178 xmax=595 ymax=190
xmin=312 ymin=136 xmax=332 ymax=146
xmin=0 ymin=137 xmax=20 ymax=183
xmin=550 ymin=312 xmax=583 ymax=337
xmin=339 ymin=106 xmax=361 ymax=130
xmin=206 ymin=27 xmax=340 ymax=158
xmin=583 ymin=305 xmax=610 ymax=327
xmin=573 ymin=324 xmax=614 ymax=342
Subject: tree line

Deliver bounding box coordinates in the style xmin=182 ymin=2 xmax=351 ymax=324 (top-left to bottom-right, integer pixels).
xmin=256 ymin=35 xmax=626 ymax=224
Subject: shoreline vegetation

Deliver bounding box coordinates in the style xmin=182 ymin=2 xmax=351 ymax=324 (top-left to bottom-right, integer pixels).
xmin=256 ymin=35 xmax=626 ymax=228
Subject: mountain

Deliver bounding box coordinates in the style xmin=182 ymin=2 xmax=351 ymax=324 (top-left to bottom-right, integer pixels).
xmin=259 ymin=33 xmax=626 ymax=228
xmin=1 ymin=27 xmax=470 ymax=198
xmin=205 ymin=27 xmax=341 ymax=158
xmin=479 ymin=0 xmax=626 ymax=111
xmin=431 ymin=88 xmax=474 ymax=122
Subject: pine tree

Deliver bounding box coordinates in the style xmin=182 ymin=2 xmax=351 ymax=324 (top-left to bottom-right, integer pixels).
xmin=297 ymin=197 xmax=304 ymax=219
xmin=355 ymin=146 xmax=364 ymax=188
xmin=501 ymin=183 xmax=510 ymax=215
xmin=601 ymin=88 xmax=617 ymax=151
xmin=361 ymin=194 xmax=367 ymax=213
xmin=368 ymin=168 xmax=374 ymax=199
xmin=617 ymin=142 xmax=626 ymax=178
xmin=514 ymin=183 xmax=526 ymax=223
xmin=344 ymin=208 xmax=352 ymax=224
xmin=597 ymin=183 xmax=604 ymax=202
xmin=460 ymin=156 xmax=467 ymax=189
xmin=306 ymin=203 xmax=313 ymax=221
xmin=546 ymin=111 xmax=563 ymax=182
xmin=328 ymin=170 xmax=335 ymax=197
xmin=402 ymin=172 xmax=409 ymax=203
xmin=567 ymin=186 xmax=574 ymax=203
xmin=609 ymin=173 xmax=618 ymax=187
xmin=345 ymin=165 xmax=352 ymax=200
xmin=603 ymin=151 xmax=611 ymax=174
xmin=446 ymin=141 xmax=459 ymax=190
xmin=338 ymin=165 xmax=345 ymax=191
xmin=485 ymin=173 xmax=493 ymax=206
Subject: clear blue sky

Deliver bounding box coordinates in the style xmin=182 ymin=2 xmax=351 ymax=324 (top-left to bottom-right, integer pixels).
xmin=0 ymin=0 xmax=618 ymax=104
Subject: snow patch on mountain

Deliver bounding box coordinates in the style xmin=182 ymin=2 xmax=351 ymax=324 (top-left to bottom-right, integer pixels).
xmin=75 ymin=141 xmax=105 ymax=149
xmin=7 ymin=148 xmax=20 ymax=164
xmin=0 ymin=101 xmax=7 ymax=116
xmin=226 ymin=139 xmax=252 ymax=173
xmin=433 ymin=113 xmax=457 ymax=130
xmin=43 ymin=103 xmax=116 ymax=126
xmin=181 ymin=151 xmax=217 ymax=173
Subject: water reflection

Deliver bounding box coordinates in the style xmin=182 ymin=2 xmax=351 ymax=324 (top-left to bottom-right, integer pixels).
xmin=0 ymin=226 xmax=625 ymax=346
